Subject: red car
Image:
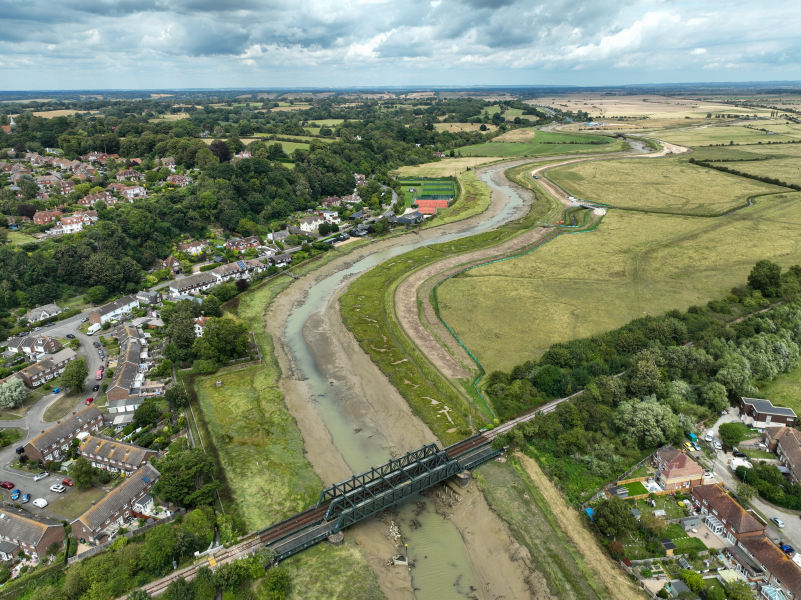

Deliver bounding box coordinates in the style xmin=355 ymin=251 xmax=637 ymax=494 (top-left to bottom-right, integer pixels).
xmin=85 ymin=397 xmax=94 ymax=405
xmin=62 ymin=478 xmax=74 ymax=487
xmin=0 ymin=482 xmax=13 ymax=490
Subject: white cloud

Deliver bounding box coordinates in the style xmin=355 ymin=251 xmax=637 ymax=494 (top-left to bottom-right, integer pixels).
xmin=691 ymin=48 xmax=707 ymax=55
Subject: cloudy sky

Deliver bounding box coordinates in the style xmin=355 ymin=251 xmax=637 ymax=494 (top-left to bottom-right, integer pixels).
xmin=1 ymin=0 xmax=800 ymax=90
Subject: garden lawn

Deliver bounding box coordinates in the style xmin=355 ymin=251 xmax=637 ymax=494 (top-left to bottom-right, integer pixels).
xmin=665 ymin=523 xmax=708 ymax=553
xmin=631 ymin=498 xmax=687 ymax=520
xmin=743 ymin=449 xmax=775 ymax=460
xmin=622 ymin=481 xmax=648 ymax=496
xmin=628 ymin=465 xmax=651 ymax=479
xmin=49 ymin=487 xmax=107 ymax=519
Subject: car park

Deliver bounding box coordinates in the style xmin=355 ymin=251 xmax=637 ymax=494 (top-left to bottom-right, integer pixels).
xmin=32 ymin=498 xmax=48 ymax=508
xmin=733 ymin=451 xmax=747 ymax=458
xmin=62 ymin=478 xmax=73 ymax=487
xmin=33 ymin=472 xmax=49 ymax=482
xmin=0 ymin=481 xmax=13 ymax=490
xmin=771 ymin=517 xmax=785 ymax=528
xmin=49 ymin=484 xmax=66 ymax=493
xmin=20 ymin=494 xmax=30 ymax=504
xmin=10 ymin=489 xmax=20 ymax=501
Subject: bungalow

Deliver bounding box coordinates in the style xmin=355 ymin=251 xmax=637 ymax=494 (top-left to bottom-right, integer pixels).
xmin=23 ymin=405 xmax=104 ymax=461
xmin=88 ymin=294 xmax=140 ymax=325
xmin=166 ymin=174 xmax=192 ymax=187
xmin=177 ymin=241 xmax=205 ymax=256
xmin=0 ymin=507 xmax=65 ymax=563
xmin=267 ymin=230 xmax=290 ymax=243
xmin=741 ymin=397 xmax=798 ymax=428
xmin=225 ymin=236 xmax=260 ymax=252
xmin=32 ymin=209 xmax=62 ymax=225
xmin=14 ymin=348 xmax=77 ymax=388
xmin=79 ymin=435 xmax=157 ymax=475
xmin=168 ymin=272 xmax=217 ymax=297
xmin=765 ymin=427 xmax=801 ymax=484
xmin=194 ymin=316 xmax=211 ymax=337
xmin=692 ymin=484 xmax=764 ymax=544
xmin=24 ymin=303 xmax=62 ymax=323
xmin=71 ymin=464 xmax=160 ymax=544
xmin=160 ymin=256 xmax=181 ymax=274
xmin=652 ymin=447 xmax=706 ymax=491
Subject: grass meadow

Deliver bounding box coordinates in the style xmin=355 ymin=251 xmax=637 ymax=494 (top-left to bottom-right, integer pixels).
xmin=459 ymin=130 xmax=625 ymax=157
xmin=717 ymin=157 xmax=801 ymax=187
xmin=656 ymin=124 xmax=800 ymax=146
xmin=437 ymin=192 xmax=801 ymax=372
xmin=757 ymin=364 xmax=801 ymax=417
xmin=548 ymin=157 xmax=785 ymax=215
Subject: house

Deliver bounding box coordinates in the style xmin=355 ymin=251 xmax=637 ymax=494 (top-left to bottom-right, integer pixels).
xmin=652 ymin=447 xmax=706 ymax=491
xmin=168 ymin=272 xmax=217 ymax=297
xmin=741 ymin=398 xmax=798 ymax=428
xmin=14 ymin=348 xmax=76 ymax=388
xmin=267 ymin=230 xmax=290 ymax=243
xmin=765 ymin=426 xmax=801 ymax=484
xmin=739 ymin=536 xmax=801 ymax=598
xmin=116 ymin=169 xmax=144 ymax=182
xmin=23 ymin=405 xmax=104 ymax=462
xmin=0 ymin=507 xmax=65 ymax=563
xmin=233 ymin=151 xmax=251 ymax=159
xmin=88 ymin=295 xmax=140 ymax=325
xmin=321 ymin=211 xmax=341 ymax=225
xmin=133 ymin=495 xmax=154 ymax=514
xmin=135 ymin=290 xmax=162 ymax=305
xmin=159 ymin=157 xmax=176 ymax=169
xmin=160 ymin=256 xmax=181 ymax=274
xmin=17 ymin=336 xmax=62 ymax=359
xmin=194 ymin=316 xmax=211 ymax=337
xmin=166 ymin=174 xmax=192 ymax=187
xmin=226 ymin=236 xmax=260 ymax=252
xmin=321 ymin=196 xmax=341 ymax=208
xmin=348 ymin=210 xmax=367 ymax=221
xmin=120 ymin=185 xmax=147 ymax=200
xmin=389 ymin=211 xmax=424 ymax=226
xmin=433 ymin=151 xmax=446 ymax=158
xmin=692 ymin=484 xmax=764 ymax=543
xmin=32 ymin=209 xmax=62 ymax=225
xmin=211 ymin=258 xmax=266 ymax=283
xmin=71 ymin=464 xmax=160 ymax=544
xmin=354 ymin=173 xmax=366 ymax=187
xmin=269 ymin=254 xmax=292 ymax=268
xmin=79 ymin=191 xmax=115 ymax=207
xmin=342 ymin=194 xmax=361 ymax=204
xmin=24 ymin=303 xmax=62 ymax=323
xmin=106 ymin=325 xmax=162 ymax=415
xmin=177 ymin=241 xmax=205 ymax=256
xmin=298 ymin=216 xmax=324 ymax=233
xmin=79 ymin=435 xmax=157 ymax=475
xmin=56 ymin=210 xmax=99 ymax=235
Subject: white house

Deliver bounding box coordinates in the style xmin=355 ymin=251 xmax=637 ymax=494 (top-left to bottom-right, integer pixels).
xmin=299 ymin=216 xmax=324 ymax=233
xmin=25 ymin=303 xmax=62 ymax=323
xmin=322 ymin=211 xmax=341 ymax=225
xmin=194 ymin=316 xmax=210 ymax=337
xmin=88 ymin=295 xmax=140 ymax=325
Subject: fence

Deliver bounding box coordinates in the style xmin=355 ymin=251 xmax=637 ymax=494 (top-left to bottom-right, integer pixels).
xmin=67 ymin=508 xmax=186 ymax=565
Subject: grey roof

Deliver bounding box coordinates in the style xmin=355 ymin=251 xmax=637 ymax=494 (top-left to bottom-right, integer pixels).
xmin=660 ymin=539 xmax=676 ymax=550
xmin=93 ymin=294 xmax=139 ymax=317
xmin=0 ymin=540 xmax=18 ymax=554
xmin=108 ymin=362 xmax=142 ymax=397
xmin=135 ymin=494 xmax=153 ymax=507
xmin=28 ymin=406 xmax=103 ymax=452
xmin=742 ymin=398 xmax=797 ymax=418
xmin=0 ymin=505 xmax=62 ymax=547
xmin=49 ymin=348 xmax=76 ymax=364
xmin=670 ymin=580 xmax=691 ymax=594
xmin=169 ymin=272 xmax=216 ymax=290
xmin=25 ymin=303 xmax=61 ymax=322
xmin=75 ymin=464 xmax=160 ymax=530
xmin=80 ymin=435 xmax=153 ymax=467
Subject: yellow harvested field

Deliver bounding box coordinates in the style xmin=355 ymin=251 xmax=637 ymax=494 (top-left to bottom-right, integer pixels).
xmin=267 ymin=104 xmax=312 ymax=112
xmin=656 ymin=124 xmax=801 ymax=146
xmin=396 ymin=156 xmax=504 ymax=178
xmin=548 ymin=157 xmax=785 ymax=215
xmin=12 ymin=109 xmax=99 ymax=118
xmin=438 ymin=193 xmax=801 ymax=372
xmin=532 ymin=93 xmax=773 ymax=120
xmin=493 ymin=128 xmax=537 ymax=142
xmin=433 ymin=123 xmax=498 ymax=133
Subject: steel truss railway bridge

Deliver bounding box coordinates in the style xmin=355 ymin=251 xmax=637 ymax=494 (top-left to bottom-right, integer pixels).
xmin=257 ymin=434 xmax=500 ymax=560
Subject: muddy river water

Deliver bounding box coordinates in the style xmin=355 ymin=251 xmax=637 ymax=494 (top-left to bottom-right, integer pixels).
xmin=282 ymin=165 xmax=527 ymax=599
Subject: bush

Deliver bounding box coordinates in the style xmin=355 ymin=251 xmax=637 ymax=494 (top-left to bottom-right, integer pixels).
xmin=193 ymin=359 xmax=219 ymax=374
xmin=98 ymin=470 xmax=112 ymax=484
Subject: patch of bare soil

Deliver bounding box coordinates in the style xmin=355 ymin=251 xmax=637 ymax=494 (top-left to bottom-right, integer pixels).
xmin=517 ymin=454 xmax=643 ymax=600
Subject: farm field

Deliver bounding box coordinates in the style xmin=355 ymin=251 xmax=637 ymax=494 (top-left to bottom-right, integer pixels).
xmin=203 ymin=138 xmax=310 ymax=155
xmin=433 ymin=122 xmax=497 ymax=133
xmin=12 ymin=109 xmax=99 ymax=118
xmin=396 ymin=156 xmax=503 ymax=178
xmin=733 ymin=142 xmax=801 ymax=157
xmin=437 ymin=192 xmax=801 ymax=372
xmin=459 ymin=131 xmax=625 ymax=157
xmin=715 ymin=156 xmax=801 ymax=187
xmin=254 ymin=133 xmax=333 ymax=143
xmin=656 ymin=124 xmax=800 ymax=146
xmin=548 ymin=157 xmax=785 ymax=215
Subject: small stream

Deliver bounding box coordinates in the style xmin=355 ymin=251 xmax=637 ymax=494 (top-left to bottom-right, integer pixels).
xmin=282 ymin=164 xmax=528 ymax=598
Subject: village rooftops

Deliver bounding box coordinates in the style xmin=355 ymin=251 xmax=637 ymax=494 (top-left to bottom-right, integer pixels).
xmin=740 ymin=536 xmax=801 ymax=597
xmin=74 ymin=464 xmax=160 ymax=531
xmin=693 ymin=485 xmax=764 ymax=535
xmin=0 ymin=506 xmax=63 ymax=551
xmin=93 ymin=295 xmax=139 ymax=318
xmin=79 ymin=435 xmax=153 ymax=468
xmin=27 ymin=405 xmax=103 ymax=454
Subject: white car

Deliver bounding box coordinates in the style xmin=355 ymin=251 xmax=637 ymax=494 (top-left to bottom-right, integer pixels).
xmin=32 ymin=498 xmax=48 ymax=508
xmin=33 ymin=472 xmax=49 ymax=482
xmin=771 ymin=517 xmax=785 ymax=529
xmin=705 ymin=433 xmax=713 ymax=442
xmin=49 ymin=484 xmax=66 ymax=493
xmin=714 ymin=441 xmax=722 ymax=450
xmin=704 ymin=472 xmax=714 ymax=479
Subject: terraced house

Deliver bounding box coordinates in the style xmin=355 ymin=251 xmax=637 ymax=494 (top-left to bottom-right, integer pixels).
xmin=88 ymin=294 xmax=139 ymax=325
xmin=79 ymin=435 xmax=157 ymax=474
xmin=13 ymin=348 xmax=76 ymax=388
xmin=71 ymin=464 xmax=160 ymax=544
xmin=0 ymin=508 xmax=65 ymax=562
xmin=764 ymin=426 xmax=801 ymax=484
xmin=106 ymin=325 xmax=163 ymax=421
xmin=692 ymin=484 xmax=764 ymax=544
xmin=23 ymin=406 xmax=104 ymax=462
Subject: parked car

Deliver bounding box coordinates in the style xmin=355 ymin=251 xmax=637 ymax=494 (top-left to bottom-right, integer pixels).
xmin=82 ymin=317 xmax=89 ymax=323
xmin=692 ymin=442 xmax=701 ymax=451
xmin=49 ymin=484 xmax=66 ymax=493
xmin=714 ymin=441 xmax=722 ymax=450
xmin=52 ymin=388 xmax=60 ymax=394
xmin=32 ymin=498 xmax=48 ymax=508
xmin=15 ymin=446 xmax=25 ymax=455
xmin=704 ymin=472 xmax=714 ymax=479
xmin=85 ymin=397 xmax=94 ymax=405
xmin=0 ymin=481 xmax=13 ymax=490
xmin=66 ymin=334 xmax=75 ymax=339
xmin=705 ymin=432 xmax=713 ymax=442
xmin=781 ymin=544 xmax=795 ymax=554
xmin=733 ymin=451 xmax=747 ymax=458
xmin=92 ymin=341 xmax=100 ymax=348
xmin=33 ymin=472 xmax=49 ymax=482
xmin=92 ymin=384 xmax=99 ymax=391
xmin=10 ymin=489 xmax=20 ymax=501
xmin=684 ymin=442 xmax=694 ymax=451
xmin=771 ymin=517 xmax=786 ymax=528
xmin=62 ymin=478 xmax=74 ymax=487
xmin=20 ymin=494 xmax=30 ymax=504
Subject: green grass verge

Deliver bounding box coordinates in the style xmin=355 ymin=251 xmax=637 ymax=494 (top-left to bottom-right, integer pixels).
xmin=621 ymin=481 xmax=648 ymax=496
xmin=49 ymin=487 xmax=107 ymax=519
xmin=743 ymin=449 xmax=775 ymax=460
xmin=477 ymin=458 xmax=609 ymax=599
xmin=758 ymin=361 xmax=801 ymax=416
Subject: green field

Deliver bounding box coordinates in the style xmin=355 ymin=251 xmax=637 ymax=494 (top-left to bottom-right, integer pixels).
xmin=548 ymin=157 xmax=785 ymax=215
xmin=7 ymin=230 xmax=38 ymax=245
xmin=437 ymin=192 xmax=801 ymax=372
xmin=656 ymin=124 xmax=800 ymax=146
xmin=714 ymin=157 xmax=801 ymax=187
xmin=757 ymin=362 xmax=801 ymax=416
xmin=424 ymin=170 xmax=491 ymax=227
xmin=459 ymin=130 xmax=624 ymax=157
xmin=263 ymin=141 xmax=310 ymax=156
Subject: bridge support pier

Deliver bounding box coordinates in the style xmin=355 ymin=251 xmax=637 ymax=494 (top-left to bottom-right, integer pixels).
xmin=328 ymin=532 xmax=344 ymax=547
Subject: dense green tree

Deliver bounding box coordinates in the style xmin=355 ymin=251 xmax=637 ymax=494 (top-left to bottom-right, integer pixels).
xmin=70 ymin=457 xmax=95 ymax=489
xmin=134 ymin=400 xmax=161 ymax=427
xmin=61 ymin=357 xmax=89 ymax=394
xmin=725 ymin=580 xmax=754 ymax=600
xmin=168 ymin=301 xmax=197 ymax=349
xmin=193 ymin=318 xmax=249 ymax=363
xmin=165 ymin=386 xmax=189 ymax=411
xmin=153 ymin=447 xmax=222 ymax=507
xmin=0 ymin=378 xmax=26 ymax=409
xmin=200 ymin=295 xmax=222 ymax=317
xmin=262 ymin=567 xmax=291 ymax=600
xmin=593 ymin=496 xmax=636 ymax=539
xmin=680 ymin=570 xmax=703 ymax=592
xmin=748 ymin=259 xmax=782 ymax=297
xmin=718 ymin=422 xmax=745 ymax=447
xmin=144 ymin=524 xmax=178 ymax=574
